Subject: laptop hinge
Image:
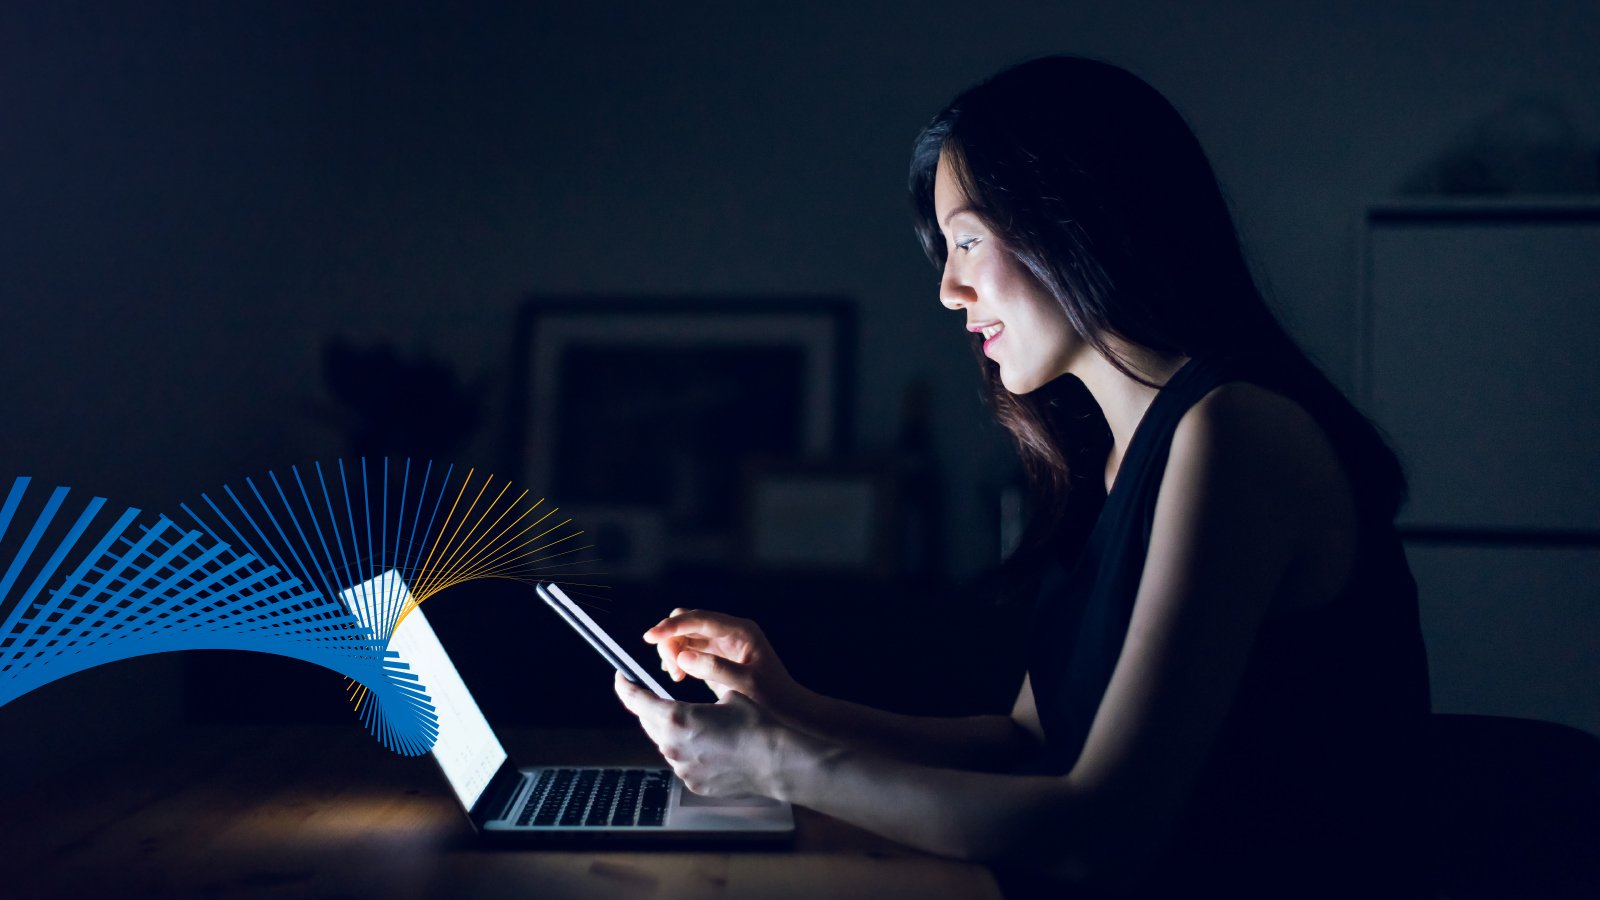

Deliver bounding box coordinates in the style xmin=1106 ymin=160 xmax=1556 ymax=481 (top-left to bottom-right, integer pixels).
xmin=473 ymin=759 xmax=526 ymax=827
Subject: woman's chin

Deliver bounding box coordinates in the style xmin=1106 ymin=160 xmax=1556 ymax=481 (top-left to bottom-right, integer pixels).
xmin=1000 ymin=370 xmax=1043 ymax=395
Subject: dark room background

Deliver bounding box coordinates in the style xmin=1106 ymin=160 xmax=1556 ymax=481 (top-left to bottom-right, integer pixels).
xmin=2 ymin=1 xmax=1597 ymax=778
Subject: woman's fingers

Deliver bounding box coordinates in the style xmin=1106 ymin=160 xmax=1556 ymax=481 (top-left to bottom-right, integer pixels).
xmin=614 ymin=671 xmax=659 ymax=715
xmin=656 ymin=635 xmax=711 ymax=682
xmin=613 ymin=672 xmax=678 ymax=748
xmin=645 ymin=610 xmax=753 ymax=682
xmin=615 ymin=672 xmax=774 ymax=799
xmin=645 ymin=612 xmax=695 ymax=681
xmin=640 ymin=610 xmax=691 ymax=644
xmin=644 ymin=610 xmax=751 ymax=644
xmin=657 ymin=636 xmax=684 ymax=681
xmin=642 ymin=609 xmax=787 ymax=704
xmin=676 ymin=648 xmax=752 ymax=693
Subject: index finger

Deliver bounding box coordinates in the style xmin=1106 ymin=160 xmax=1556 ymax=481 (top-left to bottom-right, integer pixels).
xmin=643 ymin=609 xmax=744 ymax=643
xmin=655 ymin=634 xmax=709 ymax=682
xmin=643 ymin=608 xmax=700 ymax=643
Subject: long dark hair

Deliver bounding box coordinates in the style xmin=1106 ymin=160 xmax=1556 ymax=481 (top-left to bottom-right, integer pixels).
xmin=909 ymin=57 xmax=1406 ymax=560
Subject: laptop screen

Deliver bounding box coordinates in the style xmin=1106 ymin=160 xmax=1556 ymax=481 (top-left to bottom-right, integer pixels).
xmin=339 ymin=570 xmax=508 ymax=812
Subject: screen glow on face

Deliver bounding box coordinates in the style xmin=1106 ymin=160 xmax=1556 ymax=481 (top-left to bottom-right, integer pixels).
xmin=341 ymin=571 xmax=507 ymax=811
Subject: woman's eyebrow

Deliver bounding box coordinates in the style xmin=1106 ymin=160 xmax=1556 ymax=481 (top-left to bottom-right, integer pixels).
xmin=941 ymin=204 xmax=976 ymax=227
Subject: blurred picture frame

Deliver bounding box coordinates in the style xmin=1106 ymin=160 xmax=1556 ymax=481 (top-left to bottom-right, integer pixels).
xmin=739 ymin=459 xmax=899 ymax=579
xmin=506 ymin=296 xmax=855 ymax=576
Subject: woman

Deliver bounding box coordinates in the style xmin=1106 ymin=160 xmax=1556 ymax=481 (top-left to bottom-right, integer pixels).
xmin=613 ymin=56 xmax=1431 ymax=896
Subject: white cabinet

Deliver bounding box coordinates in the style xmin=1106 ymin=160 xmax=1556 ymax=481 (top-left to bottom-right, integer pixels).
xmin=1360 ymin=199 xmax=1600 ymax=734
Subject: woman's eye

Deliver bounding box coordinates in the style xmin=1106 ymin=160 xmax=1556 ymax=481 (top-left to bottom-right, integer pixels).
xmin=955 ymin=236 xmax=980 ymax=253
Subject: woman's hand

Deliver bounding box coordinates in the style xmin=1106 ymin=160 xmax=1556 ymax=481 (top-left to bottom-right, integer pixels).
xmin=613 ymin=671 xmax=785 ymax=798
xmin=642 ymin=609 xmax=813 ymax=724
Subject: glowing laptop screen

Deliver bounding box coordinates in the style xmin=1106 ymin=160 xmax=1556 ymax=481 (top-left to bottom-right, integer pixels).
xmin=340 ymin=570 xmax=507 ymax=811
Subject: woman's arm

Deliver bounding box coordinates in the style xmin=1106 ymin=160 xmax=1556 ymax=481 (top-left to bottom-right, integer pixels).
xmin=783 ymin=680 xmax=1040 ymax=771
xmin=644 ymin=609 xmax=1041 ymax=771
xmin=783 ymin=671 xmax=1049 ymax=770
xmin=615 ymin=672 xmax=1081 ymax=862
xmin=618 ymin=384 xmax=1333 ymax=875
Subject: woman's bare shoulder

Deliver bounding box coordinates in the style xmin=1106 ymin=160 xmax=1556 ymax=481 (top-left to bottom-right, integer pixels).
xmin=1170 ymin=380 xmax=1358 ymax=610
xmin=1175 ymin=380 xmax=1343 ymax=487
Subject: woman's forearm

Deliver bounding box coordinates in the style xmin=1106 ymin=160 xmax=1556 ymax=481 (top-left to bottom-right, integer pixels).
xmin=765 ymin=725 xmax=1085 ymax=865
xmin=783 ymin=688 xmax=1038 ymax=771
xmin=644 ymin=610 xmax=1032 ymax=770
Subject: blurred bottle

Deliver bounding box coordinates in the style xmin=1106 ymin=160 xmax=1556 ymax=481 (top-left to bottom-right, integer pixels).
xmin=895 ymin=379 xmax=944 ymax=588
xmin=998 ymin=481 xmax=1026 ymax=562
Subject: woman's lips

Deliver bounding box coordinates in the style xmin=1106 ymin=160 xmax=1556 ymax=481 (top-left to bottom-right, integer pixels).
xmin=980 ymin=323 xmax=1005 ymax=355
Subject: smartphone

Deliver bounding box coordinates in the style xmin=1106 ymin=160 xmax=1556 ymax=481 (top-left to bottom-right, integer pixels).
xmin=536 ymin=582 xmax=677 ymax=700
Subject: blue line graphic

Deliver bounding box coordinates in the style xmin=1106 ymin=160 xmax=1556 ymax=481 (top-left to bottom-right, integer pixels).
xmin=0 ymin=461 xmax=604 ymax=757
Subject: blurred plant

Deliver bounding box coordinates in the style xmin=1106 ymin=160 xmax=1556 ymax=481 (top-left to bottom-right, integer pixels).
xmin=1401 ymin=95 xmax=1599 ymax=195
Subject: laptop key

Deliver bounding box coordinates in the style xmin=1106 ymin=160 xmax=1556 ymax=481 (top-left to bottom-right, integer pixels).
xmin=534 ymin=770 xmax=576 ymax=826
xmin=584 ymin=769 xmax=623 ymax=825
xmin=506 ymin=768 xmax=682 ymax=829
xmin=557 ymin=791 xmax=588 ymax=825
xmin=558 ymin=771 xmax=600 ymax=826
xmin=517 ymin=770 xmax=557 ymax=825
xmin=611 ymin=794 xmax=639 ymax=826
xmin=532 ymin=800 xmax=560 ymax=824
xmin=584 ymin=784 xmax=616 ymax=824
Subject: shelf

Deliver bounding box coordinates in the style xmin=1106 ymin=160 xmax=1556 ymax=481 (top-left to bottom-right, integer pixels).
xmin=1367 ymin=195 xmax=1600 ymax=223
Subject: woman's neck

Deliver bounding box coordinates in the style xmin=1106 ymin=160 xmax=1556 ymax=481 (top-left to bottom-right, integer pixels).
xmin=1065 ymin=341 xmax=1191 ymax=493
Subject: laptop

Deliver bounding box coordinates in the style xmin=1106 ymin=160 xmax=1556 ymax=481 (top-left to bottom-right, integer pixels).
xmin=338 ymin=569 xmax=795 ymax=843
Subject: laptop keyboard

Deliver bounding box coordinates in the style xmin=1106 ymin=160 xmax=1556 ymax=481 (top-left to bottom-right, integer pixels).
xmin=514 ymin=768 xmax=671 ymax=828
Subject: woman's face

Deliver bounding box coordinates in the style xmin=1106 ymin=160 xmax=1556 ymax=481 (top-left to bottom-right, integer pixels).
xmin=933 ymin=152 xmax=1084 ymax=394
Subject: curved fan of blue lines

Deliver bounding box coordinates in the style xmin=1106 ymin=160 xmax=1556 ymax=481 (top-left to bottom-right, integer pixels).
xmin=174 ymin=458 xmax=605 ymax=725
xmin=0 ymin=476 xmax=436 ymax=755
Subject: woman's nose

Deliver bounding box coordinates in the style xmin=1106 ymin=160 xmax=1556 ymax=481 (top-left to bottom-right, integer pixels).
xmin=939 ymin=264 xmax=973 ymax=310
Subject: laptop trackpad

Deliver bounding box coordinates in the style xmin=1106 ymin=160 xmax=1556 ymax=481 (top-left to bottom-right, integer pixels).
xmin=679 ymin=790 xmax=781 ymax=808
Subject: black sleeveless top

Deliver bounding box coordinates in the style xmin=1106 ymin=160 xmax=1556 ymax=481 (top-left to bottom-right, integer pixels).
xmin=1025 ymin=355 xmax=1432 ymax=896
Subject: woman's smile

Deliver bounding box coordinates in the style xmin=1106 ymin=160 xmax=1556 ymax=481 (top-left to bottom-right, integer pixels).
xmin=936 ymin=152 xmax=1083 ymax=393
xmin=970 ymin=321 xmax=1005 ymax=355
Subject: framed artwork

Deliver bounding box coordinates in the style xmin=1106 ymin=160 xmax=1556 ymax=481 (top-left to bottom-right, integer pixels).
xmin=739 ymin=459 xmax=898 ymax=579
xmin=506 ymin=296 xmax=855 ymax=575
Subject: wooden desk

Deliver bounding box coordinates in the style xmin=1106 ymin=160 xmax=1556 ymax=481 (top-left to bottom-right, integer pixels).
xmin=0 ymin=723 xmax=1000 ymax=899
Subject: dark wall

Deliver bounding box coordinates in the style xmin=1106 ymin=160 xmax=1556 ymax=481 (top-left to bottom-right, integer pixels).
xmin=2 ymin=2 xmax=1597 ymax=769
